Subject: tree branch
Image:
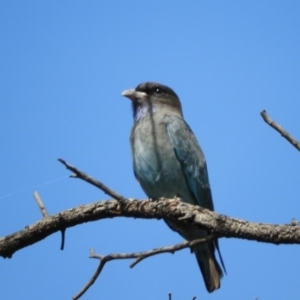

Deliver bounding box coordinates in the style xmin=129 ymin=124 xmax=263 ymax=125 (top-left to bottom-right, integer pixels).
xmin=260 ymin=110 xmax=300 ymax=151
xmin=58 ymin=158 xmax=126 ymax=203
xmin=1 ymin=196 xmax=300 ymax=258
xmin=33 ymin=191 xmax=49 ymax=217
xmin=73 ymin=236 xmax=215 ymax=299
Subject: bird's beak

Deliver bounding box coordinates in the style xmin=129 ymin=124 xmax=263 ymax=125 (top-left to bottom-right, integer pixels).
xmin=121 ymin=89 xmax=147 ymax=101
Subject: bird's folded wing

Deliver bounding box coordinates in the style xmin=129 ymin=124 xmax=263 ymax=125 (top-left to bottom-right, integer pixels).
xmin=166 ymin=115 xmax=214 ymax=211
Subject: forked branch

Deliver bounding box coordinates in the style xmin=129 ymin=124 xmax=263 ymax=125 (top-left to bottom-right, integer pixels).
xmin=73 ymin=236 xmax=215 ymax=299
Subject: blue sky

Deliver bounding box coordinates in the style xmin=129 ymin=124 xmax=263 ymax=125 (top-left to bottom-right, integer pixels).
xmin=1 ymin=1 xmax=300 ymax=299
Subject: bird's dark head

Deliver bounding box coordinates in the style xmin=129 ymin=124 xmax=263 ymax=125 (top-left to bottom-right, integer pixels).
xmin=122 ymin=82 xmax=183 ymax=122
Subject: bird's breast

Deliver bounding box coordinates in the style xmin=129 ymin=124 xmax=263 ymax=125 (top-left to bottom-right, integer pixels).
xmin=130 ymin=114 xmax=190 ymax=200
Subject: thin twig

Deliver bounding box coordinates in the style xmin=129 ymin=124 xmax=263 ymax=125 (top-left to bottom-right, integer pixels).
xmin=73 ymin=236 xmax=215 ymax=299
xmin=58 ymin=158 xmax=126 ymax=202
xmin=260 ymin=110 xmax=300 ymax=151
xmin=33 ymin=191 xmax=49 ymax=218
xmin=33 ymin=191 xmax=66 ymax=250
xmin=72 ymin=249 xmax=106 ymax=300
xmin=130 ymin=235 xmax=216 ymax=268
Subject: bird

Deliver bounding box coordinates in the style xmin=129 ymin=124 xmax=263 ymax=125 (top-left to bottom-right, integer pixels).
xmin=122 ymin=82 xmax=225 ymax=292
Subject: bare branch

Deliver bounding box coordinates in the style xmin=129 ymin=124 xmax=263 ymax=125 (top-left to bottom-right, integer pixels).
xmin=1 ymin=160 xmax=300 ymax=259
xmin=72 ymin=249 xmax=106 ymax=300
xmin=33 ymin=191 xmax=66 ymax=250
xmin=129 ymin=235 xmax=216 ymax=268
xmin=102 ymin=235 xmax=214 ymax=268
xmin=73 ymin=236 xmax=214 ymax=299
xmin=58 ymin=158 xmax=126 ymax=202
xmin=260 ymin=110 xmax=300 ymax=151
xmin=33 ymin=191 xmax=49 ymax=218
xmin=1 ymin=196 xmax=300 ymax=258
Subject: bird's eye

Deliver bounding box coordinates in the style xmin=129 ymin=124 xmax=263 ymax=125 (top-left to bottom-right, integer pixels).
xmin=154 ymin=87 xmax=164 ymax=94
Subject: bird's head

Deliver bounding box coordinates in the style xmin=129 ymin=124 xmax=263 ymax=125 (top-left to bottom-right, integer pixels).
xmin=122 ymin=82 xmax=183 ymax=122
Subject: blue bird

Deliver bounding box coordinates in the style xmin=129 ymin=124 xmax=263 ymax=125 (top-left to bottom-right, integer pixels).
xmin=122 ymin=82 xmax=225 ymax=292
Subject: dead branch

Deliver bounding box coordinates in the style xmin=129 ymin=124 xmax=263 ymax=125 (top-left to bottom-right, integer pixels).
xmin=73 ymin=236 xmax=214 ymax=299
xmin=33 ymin=191 xmax=49 ymax=217
xmin=58 ymin=158 xmax=126 ymax=203
xmin=260 ymin=110 xmax=300 ymax=151
xmin=1 ymin=164 xmax=300 ymax=259
xmin=33 ymin=191 xmax=65 ymax=250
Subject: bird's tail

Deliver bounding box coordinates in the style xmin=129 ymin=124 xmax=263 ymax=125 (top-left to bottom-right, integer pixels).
xmin=194 ymin=244 xmax=223 ymax=293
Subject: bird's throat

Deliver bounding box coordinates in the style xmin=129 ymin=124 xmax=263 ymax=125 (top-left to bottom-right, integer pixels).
xmin=133 ymin=103 xmax=156 ymax=123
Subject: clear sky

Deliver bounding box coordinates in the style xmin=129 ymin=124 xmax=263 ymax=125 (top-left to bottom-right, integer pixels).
xmin=1 ymin=1 xmax=300 ymax=299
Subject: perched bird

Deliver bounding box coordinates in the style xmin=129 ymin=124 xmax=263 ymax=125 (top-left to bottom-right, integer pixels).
xmin=122 ymin=82 xmax=225 ymax=292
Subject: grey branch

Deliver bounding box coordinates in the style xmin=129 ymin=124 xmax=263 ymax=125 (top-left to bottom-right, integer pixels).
xmin=260 ymin=110 xmax=300 ymax=151
xmin=33 ymin=191 xmax=49 ymax=217
xmin=1 ymin=195 xmax=300 ymax=258
xmin=33 ymin=191 xmax=65 ymax=250
xmin=73 ymin=236 xmax=214 ymax=299
xmin=58 ymin=158 xmax=126 ymax=203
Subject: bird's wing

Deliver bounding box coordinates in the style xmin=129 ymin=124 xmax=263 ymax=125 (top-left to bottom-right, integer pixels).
xmin=166 ymin=115 xmax=226 ymax=274
xmin=166 ymin=115 xmax=214 ymax=210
